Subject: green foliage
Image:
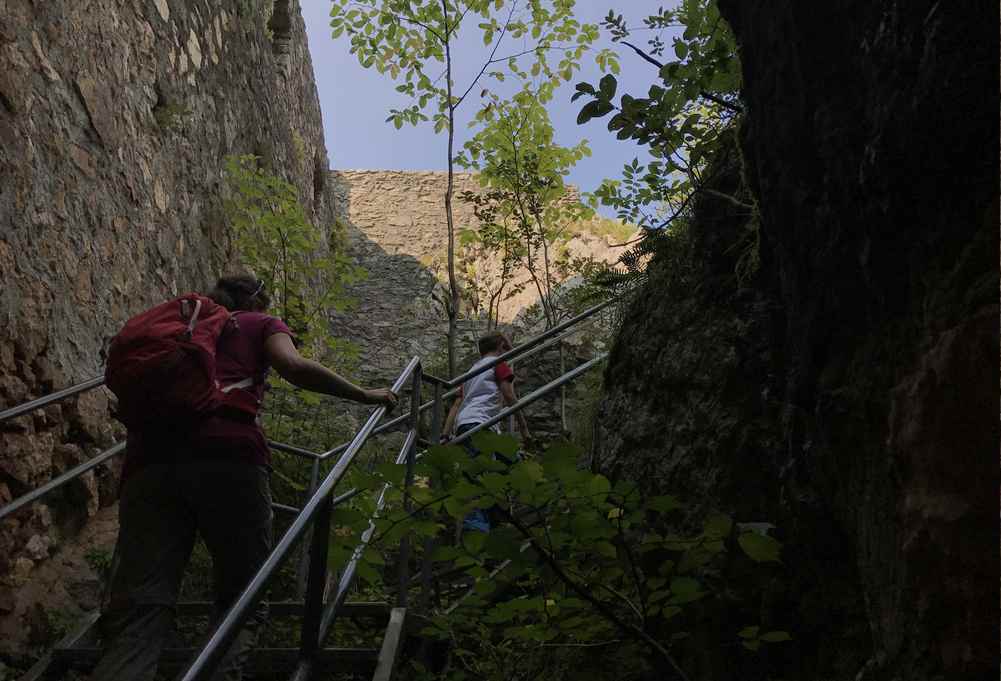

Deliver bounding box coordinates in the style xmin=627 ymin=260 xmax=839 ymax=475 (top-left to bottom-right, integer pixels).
xmin=329 ymin=435 xmax=788 ymax=679
xmin=290 ymin=130 xmax=307 ymax=165
xmin=223 ymin=155 xmax=368 ymax=513
xmin=152 ymin=101 xmax=190 ymax=132
xmin=457 ymin=91 xmax=595 ymax=327
xmin=42 ymin=608 xmax=80 ymax=641
xmin=329 ymin=0 xmax=600 ymax=132
xmin=575 ymin=1 xmax=748 ymax=236
xmin=223 ymin=154 xmax=366 ymax=360
xmin=574 ymin=215 xmax=636 ymax=243
xmin=83 ymin=546 xmax=113 ymax=575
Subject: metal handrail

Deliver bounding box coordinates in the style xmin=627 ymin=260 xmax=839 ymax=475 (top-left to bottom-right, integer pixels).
xmin=178 ymin=356 xmax=422 ymax=681
xmin=267 ymin=440 xmax=323 ymax=460
xmin=0 ymin=375 xmax=104 ymax=423
xmin=311 ymin=297 xmax=618 ymax=462
xmin=0 ymin=442 xmax=126 ymax=522
xmin=441 ymin=296 xmax=616 ymax=389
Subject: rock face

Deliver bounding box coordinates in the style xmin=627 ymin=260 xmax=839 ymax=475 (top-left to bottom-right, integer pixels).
xmin=596 ymin=3 xmax=996 ymax=680
xmin=0 ymin=0 xmax=332 ymax=659
xmin=329 ymin=170 xmax=627 ymax=387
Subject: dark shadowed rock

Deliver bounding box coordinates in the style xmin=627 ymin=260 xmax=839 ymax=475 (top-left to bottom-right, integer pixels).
xmin=596 ymin=2 xmax=997 ymax=679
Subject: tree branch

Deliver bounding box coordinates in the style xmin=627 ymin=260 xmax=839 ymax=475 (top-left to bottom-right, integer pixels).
xmin=698 ymin=89 xmax=743 ymax=114
xmin=621 ymin=40 xmax=663 ymax=68
xmin=698 ymin=187 xmax=754 ymax=210
xmin=618 ymin=514 xmax=649 ymax=625
xmin=371 ymin=493 xmax=452 ymax=545
xmin=591 ymin=581 xmax=644 ymax=622
xmin=346 ymin=3 xmax=446 ymax=44
xmin=496 ymin=506 xmax=692 ymax=681
xmin=486 ymin=43 xmax=572 ymax=66
xmin=455 ymin=0 xmax=519 ymax=108
xmin=620 ymin=40 xmax=744 ymax=114
xmin=540 ymin=639 xmax=623 ymax=648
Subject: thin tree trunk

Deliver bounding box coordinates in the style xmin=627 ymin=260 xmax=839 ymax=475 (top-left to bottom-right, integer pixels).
xmin=535 ymin=213 xmax=557 ymax=327
xmin=442 ymin=6 xmax=459 ymax=378
xmin=508 ymin=148 xmax=553 ymax=329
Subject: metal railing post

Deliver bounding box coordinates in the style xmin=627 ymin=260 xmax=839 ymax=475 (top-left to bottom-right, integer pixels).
xmin=396 ymin=364 xmax=421 ymax=607
xmin=419 ymin=381 xmax=443 ymax=611
xmin=296 ymin=457 xmax=322 ymax=598
xmin=297 ymin=492 xmax=334 ymax=675
xmin=430 ymin=382 xmax=443 ymax=445
xmin=507 ymin=359 xmax=516 ymax=435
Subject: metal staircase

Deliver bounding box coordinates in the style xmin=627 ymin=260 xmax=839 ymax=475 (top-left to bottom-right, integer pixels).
xmin=0 ymin=298 xmax=616 ymax=681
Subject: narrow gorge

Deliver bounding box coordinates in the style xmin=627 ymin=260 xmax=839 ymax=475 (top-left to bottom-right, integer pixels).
xmin=0 ymin=1 xmax=995 ymax=680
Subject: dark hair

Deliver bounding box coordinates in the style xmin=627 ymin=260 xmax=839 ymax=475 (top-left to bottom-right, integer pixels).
xmin=208 ymin=274 xmax=270 ymax=312
xmin=478 ymin=331 xmax=511 ymax=356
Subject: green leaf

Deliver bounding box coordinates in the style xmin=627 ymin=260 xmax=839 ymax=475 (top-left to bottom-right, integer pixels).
xmin=441 ymin=496 xmax=468 ymax=519
xmin=577 ymin=100 xmax=602 ymax=125
xmin=598 ymin=73 xmax=617 ymax=99
xmin=424 ymin=445 xmax=467 ymax=471
xmin=431 ymin=545 xmax=462 ymax=562
xmin=738 ymin=625 xmax=759 ymax=639
xmin=647 ymin=495 xmax=682 ymax=513
xmin=471 ymin=431 xmax=519 ymax=458
xmin=509 ymin=461 xmax=543 ymax=496
xmin=670 ymin=576 xmax=700 ymax=598
xmin=703 ymin=512 xmax=733 ymax=539
xmin=474 ymin=580 xmax=496 ymax=595
xmin=463 ymin=532 xmax=487 ymax=554
xmin=484 ymin=528 xmax=525 ymax=561
xmin=660 ymin=605 xmax=682 ymax=620
xmin=761 ymin=631 xmax=792 ymax=643
xmin=541 ymin=442 xmax=578 ymax=477
xmin=738 ymin=532 xmax=782 ymax=562
xmin=592 ymin=541 xmax=617 ymax=559
xmin=362 ymin=547 xmax=385 ymax=565
xmin=587 ymin=474 xmax=611 ymax=501
xmin=479 ymin=472 xmax=508 ymax=495
xmin=356 ymin=559 xmax=379 ymax=584
xmin=375 ymin=462 xmax=405 ymax=485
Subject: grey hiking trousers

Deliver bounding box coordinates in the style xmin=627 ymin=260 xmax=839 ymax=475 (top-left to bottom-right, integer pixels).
xmin=91 ymin=460 xmax=273 ymax=681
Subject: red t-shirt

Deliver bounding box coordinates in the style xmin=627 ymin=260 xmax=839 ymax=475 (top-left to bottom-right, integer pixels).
xmin=123 ymin=312 xmax=292 ymax=479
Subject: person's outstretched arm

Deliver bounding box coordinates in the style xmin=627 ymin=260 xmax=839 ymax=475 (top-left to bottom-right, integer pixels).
xmin=265 ymin=333 xmax=397 ymax=407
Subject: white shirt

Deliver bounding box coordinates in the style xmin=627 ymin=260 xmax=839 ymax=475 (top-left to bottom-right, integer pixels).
xmin=455 ymin=355 xmax=514 ymax=431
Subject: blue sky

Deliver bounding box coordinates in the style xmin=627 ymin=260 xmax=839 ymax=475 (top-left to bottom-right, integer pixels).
xmin=301 ymin=2 xmax=681 ymax=211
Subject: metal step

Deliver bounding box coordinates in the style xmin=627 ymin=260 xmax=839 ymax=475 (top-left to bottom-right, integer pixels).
xmin=175 ymin=600 xmax=392 ymax=620
xmin=372 ymin=607 xmax=407 ymax=681
xmin=17 ymin=602 xmax=396 ymax=681
xmin=54 ymin=646 xmax=380 ymax=673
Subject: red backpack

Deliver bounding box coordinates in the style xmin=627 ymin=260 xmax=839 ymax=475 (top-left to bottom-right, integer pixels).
xmin=105 ymin=294 xmax=252 ymax=428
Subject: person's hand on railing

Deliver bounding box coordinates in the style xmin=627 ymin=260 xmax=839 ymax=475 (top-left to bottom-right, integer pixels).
xmin=363 ymin=388 xmax=398 ymax=409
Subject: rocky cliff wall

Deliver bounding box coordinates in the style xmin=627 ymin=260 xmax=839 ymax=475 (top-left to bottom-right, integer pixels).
xmin=328 ymin=169 xmax=625 ymax=387
xmin=595 ymin=2 xmax=997 ymax=680
xmin=0 ymin=0 xmax=332 ymax=659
